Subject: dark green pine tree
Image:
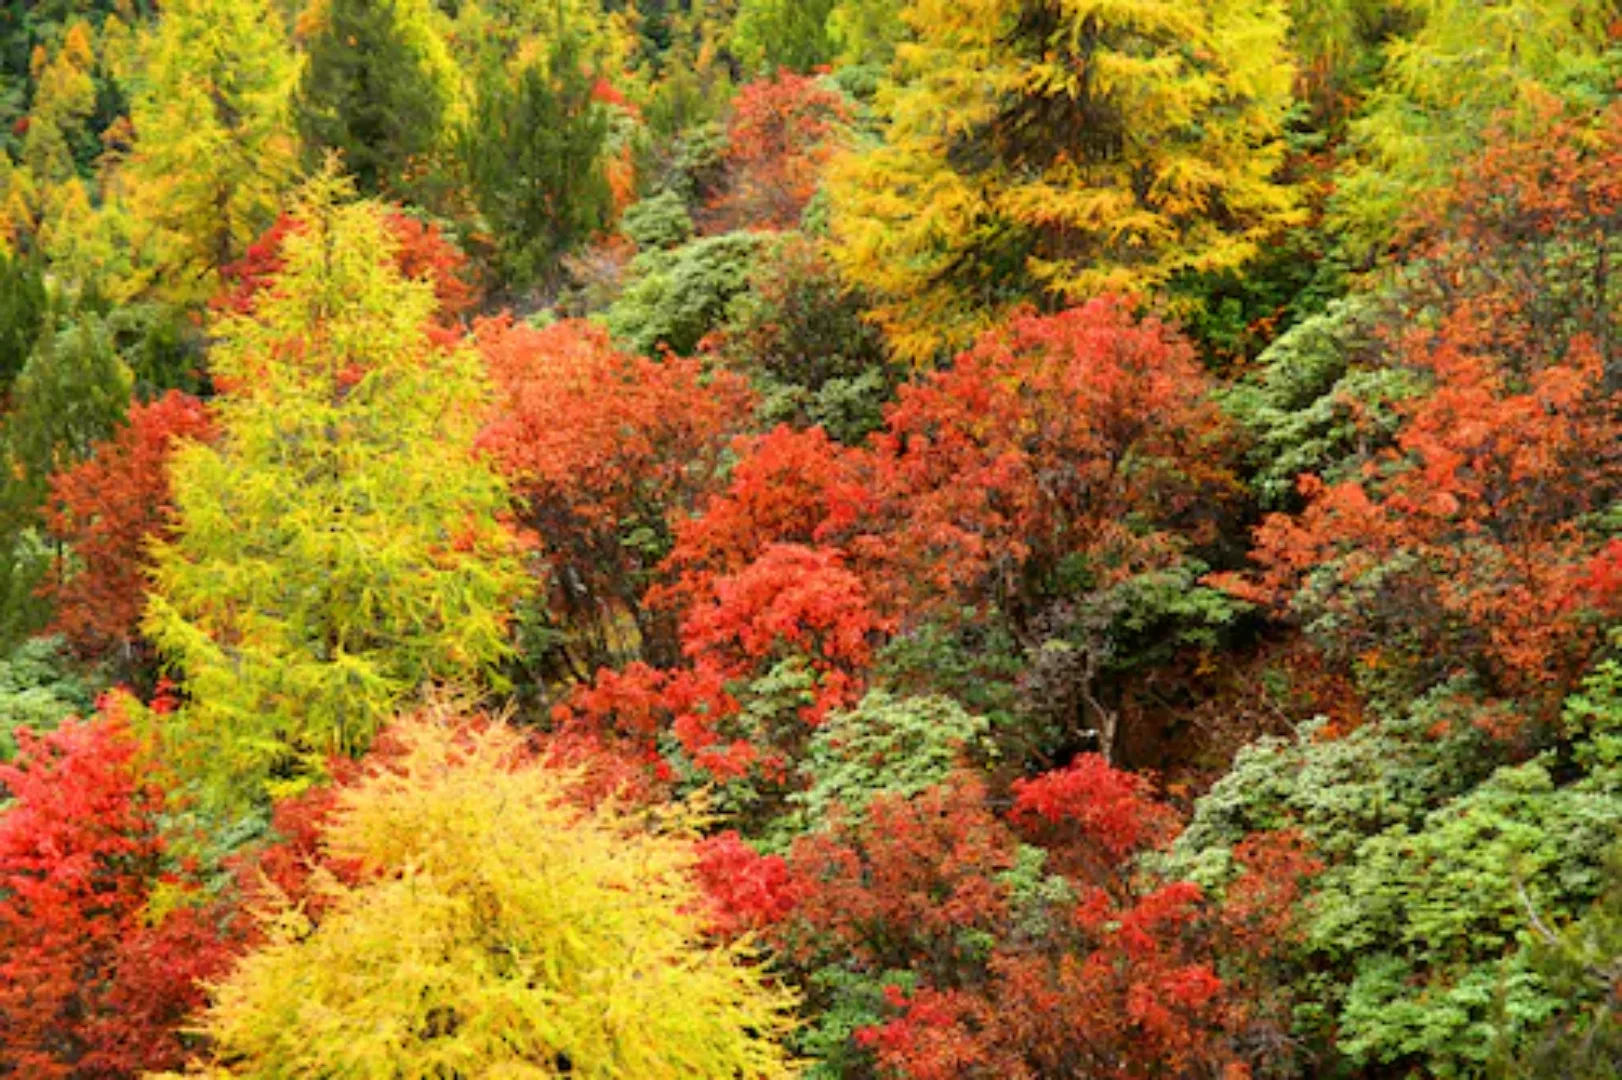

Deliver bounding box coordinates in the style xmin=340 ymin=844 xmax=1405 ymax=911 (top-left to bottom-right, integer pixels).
xmin=294 ymin=0 xmax=448 ymax=197
xmin=462 ymin=30 xmax=612 ymax=292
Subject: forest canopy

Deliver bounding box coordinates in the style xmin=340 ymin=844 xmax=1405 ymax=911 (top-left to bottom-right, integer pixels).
xmin=0 ymin=0 xmax=1618 ymax=1077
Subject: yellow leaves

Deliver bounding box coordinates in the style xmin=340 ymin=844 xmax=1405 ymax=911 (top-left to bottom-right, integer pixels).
xmin=827 ymin=0 xmax=1300 ymax=361
xmin=124 ymin=0 xmax=300 ymax=305
xmin=178 ymin=707 xmax=800 ymax=1078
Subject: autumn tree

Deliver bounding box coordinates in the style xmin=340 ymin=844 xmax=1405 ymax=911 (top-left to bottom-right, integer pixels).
xmin=868 ymin=300 xmax=1237 ymax=631
xmin=167 ymin=706 xmax=799 ymax=1078
xmin=710 ymin=71 xmax=849 ymax=232
xmin=42 ymin=390 xmax=213 ymax=667
xmin=1227 ymin=104 xmax=1622 ymax=711
xmin=0 ymin=697 xmax=234 ymax=1077
xmin=828 ymin=0 xmax=1301 ymax=360
xmin=773 ymin=764 xmax=1310 ymax=1077
xmin=144 ymin=176 xmax=524 ymax=804
xmin=477 ymin=315 xmax=755 ymax=677
xmin=212 ymin=209 xmax=477 ymax=325
xmin=655 ymin=423 xmax=874 ymax=621
xmin=122 ymin=0 xmax=299 ymax=306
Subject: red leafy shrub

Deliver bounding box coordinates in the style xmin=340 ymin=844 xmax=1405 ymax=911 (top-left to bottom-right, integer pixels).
xmin=0 ymin=698 xmax=233 ymax=1077
xmin=864 ymin=297 xmax=1239 ymax=628
xmin=478 ymin=316 xmax=755 ymax=673
xmin=769 ymin=763 xmax=1308 ymax=1078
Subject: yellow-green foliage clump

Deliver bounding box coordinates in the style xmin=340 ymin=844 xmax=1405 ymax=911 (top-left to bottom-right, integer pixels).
xmin=144 ymin=175 xmax=524 ymax=803
xmin=166 ymin=707 xmax=800 ymax=1078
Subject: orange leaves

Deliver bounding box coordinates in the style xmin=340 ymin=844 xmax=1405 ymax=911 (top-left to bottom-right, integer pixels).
xmin=478 ymin=315 xmax=755 ymax=672
xmin=43 ymin=391 xmax=215 ymax=662
xmin=682 ymin=543 xmax=890 ymax=720
xmin=1010 ymin=753 xmax=1181 ymax=874
xmin=709 ymin=71 xmax=850 ymax=232
xmin=1230 ymin=108 xmax=1622 ymax=710
xmin=871 ymin=297 xmax=1237 ymax=624
xmin=479 ymin=316 xmax=753 ymax=532
xmin=657 ymin=424 xmax=873 ymax=615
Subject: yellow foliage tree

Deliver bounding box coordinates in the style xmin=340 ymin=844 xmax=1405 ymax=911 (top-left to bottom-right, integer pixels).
xmin=124 ymin=0 xmax=301 ymax=305
xmin=162 ymin=706 xmax=800 ymax=1079
xmin=828 ymin=0 xmax=1301 ymax=361
xmin=144 ymin=174 xmax=523 ymax=804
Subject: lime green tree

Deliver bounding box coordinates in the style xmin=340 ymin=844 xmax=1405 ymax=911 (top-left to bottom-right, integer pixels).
xmin=828 ymin=0 xmax=1301 ymax=361
xmin=1333 ymin=0 xmax=1619 ymax=250
xmin=144 ymin=176 xmax=524 ymax=803
xmin=167 ymin=706 xmax=799 ymax=1078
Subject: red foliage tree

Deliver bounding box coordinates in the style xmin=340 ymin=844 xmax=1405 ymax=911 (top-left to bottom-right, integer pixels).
xmin=42 ymin=392 xmax=214 ymax=664
xmin=0 ymin=698 xmax=233 ymax=1077
xmin=477 ymin=315 xmax=756 ymax=675
xmin=1227 ymin=104 xmax=1622 ymax=710
xmin=708 ymin=71 xmax=850 ymax=232
xmin=654 ymin=424 xmax=875 ymax=620
xmin=770 ymin=764 xmax=1309 ymax=1079
xmin=681 ymin=543 xmax=890 ymax=723
xmin=865 ymin=298 xmax=1238 ymax=630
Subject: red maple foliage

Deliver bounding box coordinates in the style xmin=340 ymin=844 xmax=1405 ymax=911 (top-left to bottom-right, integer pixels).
xmin=692 ymin=831 xmax=799 ymax=938
xmin=477 ymin=316 xmax=756 ymax=674
xmin=1009 ymin=754 xmax=1181 ymax=881
xmin=708 ymin=71 xmax=850 ymax=232
xmin=766 ymin=764 xmax=1311 ymax=1079
xmin=681 ymin=543 xmax=890 ymax=722
xmin=42 ymin=392 xmax=215 ymax=664
xmin=655 ymin=424 xmax=875 ymax=620
xmin=0 ymin=698 xmax=233 ymax=1077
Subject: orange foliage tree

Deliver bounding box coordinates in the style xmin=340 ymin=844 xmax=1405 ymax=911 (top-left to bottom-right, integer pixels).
xmin=42 ymin=392 xmax=214 ymax=666
xmin=1227 ymin=104 xmax=1622 ymax=710
xmin=709 ymin=71 xmax=850 ymax=232
xmin=865 ymin=298 xmax=1239 ymax=631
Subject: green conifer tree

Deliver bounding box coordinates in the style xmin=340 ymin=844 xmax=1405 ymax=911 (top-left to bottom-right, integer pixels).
xmin=294 ymin=0 xmax=456 ymax=198
xmin=461 ymin=28 xmax=612 ymax=291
